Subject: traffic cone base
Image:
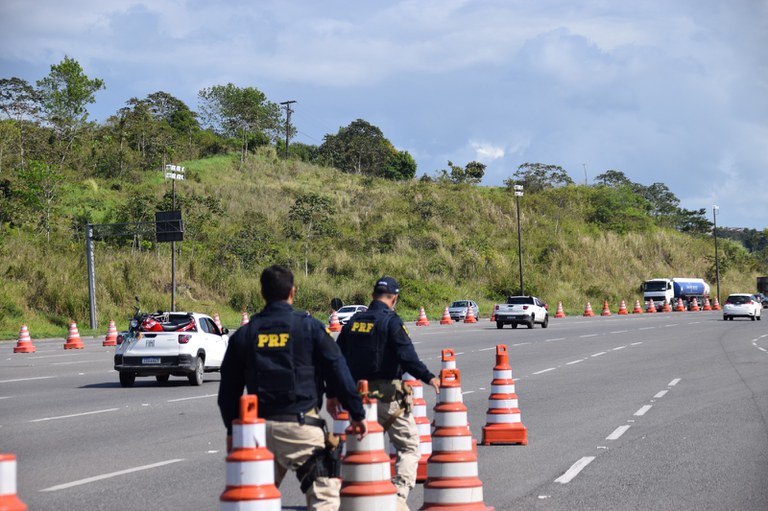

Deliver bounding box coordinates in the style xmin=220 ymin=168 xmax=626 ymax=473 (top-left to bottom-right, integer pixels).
xmin=13 ymin=325 xmax=36 ymax=354
xmin=0 ymin=454 xmax=27 ymax=511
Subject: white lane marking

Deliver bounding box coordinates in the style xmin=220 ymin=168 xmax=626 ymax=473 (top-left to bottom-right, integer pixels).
xmin=533 ymin=368 xmax=556 ymax=375
xmin=566 ymin=359 xmax=584 ymax=365
xmin=688 ymin=321 xmax=701 ymax=325
xmin=668 ymin=378 xmax=681 ymax=387
xmin=512 ymin=342 xmax=531 ymax=347
xmin=591 ymin=352 xmax=606 ymax=357
xmin=634 ymin=405 xmax=652 ymax=416
xmin=545 ymin=337 xmax=565 ymax=342
xmin=167 ymin=394 xmax=218 ymax=403
xmin=654 ymin=390 xmax=668 ymax=399
xmin=30 ymin=408 xmax=119 ymax=423
xmin=52 ymin=360 xmax=102 ymax=366
xmin=606 ymin=425 xmax=631 ymax=440
xmin=630 ymin=342 xmax=643 ymax=346
xmin=40 ymin=459 xmax=185 ymax=492
xmin=0 ymin=396 xmax=13 ymax=400
xmin=462 ymin=391 xmax=475 ymax=395
xmin=26 ymin=353 xmax=78 ymax=359
xmin=555 ymin=456 xmax=596 ymax=484
xmin=639 ymin=327 xmax=655 ymax=330
xmin=478 ymin=347 xmax=496 ymax=351
xmin=580 ymin=334 xmax=598 ymax=338
xmin=456 ymin=352 xmax=465 ymax=355
xmin=610 ymin=330 xmax=628 ymax=334
xmin=0 ymin=376 xmax=56 ymax=384
xmin=759 ymin=347 xmax=768 ymax=353
xmin=612 ymin=346 xmax=626 ymax=351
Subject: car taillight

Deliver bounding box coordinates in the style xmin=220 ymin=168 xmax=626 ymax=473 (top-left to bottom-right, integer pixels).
xmin=178 ymin=334 xmax=192 ymax=344
xmin=495 ymin=304 xmax=499 ymax=311
xmin=523 ymin=305 xmax=529 ymax=310
xmin=116 ymin=334 xmax=124 ymax=345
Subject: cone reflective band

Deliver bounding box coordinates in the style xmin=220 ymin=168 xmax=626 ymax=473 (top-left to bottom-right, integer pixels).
xmin=0 ymin=454 xmax=27 ymax=511
xmin=340 ymin=380 xmax=397 ymax=511
xmin=63 ymin=321 xmax=84 ymax=349
xmin=13 ymin=325 xmax=35 ymax=354
xmin=441 ymin=349 xmax=456 ymax=370
xmin=103 ymin=320 xmax=118 ymax=347
xmin=220 ymin=395 xmax=281 ymax=511
xmin=241 ymin=312 xmax=249 ymax=326
xmin=333 ymin=409 xmax=350 ymax=457
xmin=482 ymin=345 xmax=527 ymax=445
xmin=403 ymin=373 xmax=431 ymax=482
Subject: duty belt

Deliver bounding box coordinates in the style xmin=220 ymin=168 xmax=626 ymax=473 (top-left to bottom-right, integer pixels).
xmin=265 ymin=412 xmax=326 ymax=428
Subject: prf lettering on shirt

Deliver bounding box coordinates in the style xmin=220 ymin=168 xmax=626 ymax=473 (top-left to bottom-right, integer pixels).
xmin=257 ymin=333 xmax=290 ymax=348
xmin=350 ymin=322 xmax=374 ymax=333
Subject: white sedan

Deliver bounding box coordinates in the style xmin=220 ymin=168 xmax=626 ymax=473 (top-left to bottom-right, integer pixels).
xmin=329 ymin=305 xmax=368 ymax=325
xmin=723 ymin=294 xmax=762 ymax=321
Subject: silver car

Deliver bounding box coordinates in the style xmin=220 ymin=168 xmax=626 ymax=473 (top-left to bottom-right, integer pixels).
xmin=448 ymin=300 xmax=479 ymax=321
xmin=723 ymin=294 xmax=762 ymax=321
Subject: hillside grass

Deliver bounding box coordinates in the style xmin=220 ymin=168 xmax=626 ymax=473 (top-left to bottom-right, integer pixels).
xmin=0 ymin=153 xmax=761 ymax=340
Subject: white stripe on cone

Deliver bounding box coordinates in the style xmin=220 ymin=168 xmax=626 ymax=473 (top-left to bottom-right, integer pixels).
xmin=485 ymin=412 xmax=522 ymax=423
xmin=226 ymin=459 xmax=275 ymax=486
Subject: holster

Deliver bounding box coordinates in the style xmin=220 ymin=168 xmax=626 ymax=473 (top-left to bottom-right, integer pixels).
xmin=296 ymin=430 xmax=344 ymax=493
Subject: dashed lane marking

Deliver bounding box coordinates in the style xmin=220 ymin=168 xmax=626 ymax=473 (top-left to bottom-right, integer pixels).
xmin=533 ymin=368 xmax=556 ymax=375
xmin=167 ymin=394 xmax=218 ymax=403
xmin=478 ymin=347 xmax=496 ymax=351
xmin=591 ymin=352 xmax=606 ymax=357
xmin=30 ymin=408 xmax=119 ymax=423
xmin=606 ymin=425 xmax=631 ymax=440
xmin=639 ymin=327 xmax=655 ymax=330
xmin=40 ymin=459 xmax=185 ymax=492
xmin=51 ymin=360 xmax=103 ymax=366
xmin=0 ymin=376 xmax=56 ymax=384
xmin=545 ymin=337 xmax=566 ymax=342
xmin=555 ymin=457 xmax=596 ymax=484
xmin=668 ymin=378 xmax=681 ymax=386
xmin=512 ymin=342 xmax=531 ymax=347
xmin=634 ymin=405 xmax=652 ymax=416
xmin=631 ymin=342 xmax=643 ymax=346
xmin=566 ymin=359 xmax=584 ymax=365
xmin=612 ymin=346 xmax=626 ymax=351
xmin=654 ymin=390 xmax=668 ymax=398
xmin=580 ymin=334 xmax=598 ymax=338
xmin=610 ymin=330 xmax=628 ymax=334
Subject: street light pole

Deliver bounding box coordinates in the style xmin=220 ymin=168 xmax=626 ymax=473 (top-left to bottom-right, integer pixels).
xmin=713 ymin=205 xmax=720 ymax=303
xmin=514 ymin=184 xmax=524 ymax=295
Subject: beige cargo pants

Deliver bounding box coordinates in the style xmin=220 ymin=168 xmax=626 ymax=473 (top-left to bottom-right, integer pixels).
xmin=378 ymin=399 xmax=420 ymax=511
xmin=266 ymin=419 xmax=340 ymax=511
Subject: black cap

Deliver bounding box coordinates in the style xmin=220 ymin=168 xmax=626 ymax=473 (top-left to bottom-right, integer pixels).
xmin=374 ymin=276 xmax=400 ymax=295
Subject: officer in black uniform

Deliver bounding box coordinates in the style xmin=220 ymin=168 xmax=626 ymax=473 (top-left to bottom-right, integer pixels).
xmin=328 ymin=276 xmax=439 ymax=511
xmin=218 ymin=265 xmax=367 ymax=511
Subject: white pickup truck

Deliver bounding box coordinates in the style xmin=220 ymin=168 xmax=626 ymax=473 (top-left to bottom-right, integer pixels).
xmin=494 ymin=296 xmax=549 ymax=329
xmin=114 ymin=312 xmax=229 ymax=387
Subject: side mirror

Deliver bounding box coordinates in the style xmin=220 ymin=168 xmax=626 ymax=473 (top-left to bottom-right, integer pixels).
xmin=222 ymin=327 xmax=229 ymax=335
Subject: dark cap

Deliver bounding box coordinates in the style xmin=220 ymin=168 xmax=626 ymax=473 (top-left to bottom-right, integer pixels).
xmin=373 ymin=276 xmax=400 ymax=295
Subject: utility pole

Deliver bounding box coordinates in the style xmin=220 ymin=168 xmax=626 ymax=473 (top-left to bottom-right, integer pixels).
xmin=280 ymin=100 xmax=296 ymax=160
xmin=713 ymin=205 xmax=721 ymax=304
xmin=582 ymin=163 xmax=588 ymax=185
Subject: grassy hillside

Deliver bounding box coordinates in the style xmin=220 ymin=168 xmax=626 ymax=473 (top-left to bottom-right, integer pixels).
xmin=0 ymin=152 xmax=761 ymax=340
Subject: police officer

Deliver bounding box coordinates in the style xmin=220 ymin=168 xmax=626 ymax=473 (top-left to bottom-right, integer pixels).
xmin=328 ymin=276 xmax=439 ymax=511
xmin=218 ymin=265 xmax=367 ymax=511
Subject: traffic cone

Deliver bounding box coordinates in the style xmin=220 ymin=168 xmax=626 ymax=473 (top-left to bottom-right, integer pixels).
xmin=490 ymin=306 xmax=495 ymax=322
xmin=555 ymin=301 xmax=566 ymax=318
xmin=102 ymin=320 xmax=118 ymax=347
xmin=399 ymin=373 xmax=431 ymax=483
xmin=713 ymin=297 xmax=721 ymax=311
xmin=213 ymin=313 xmax=223 ymax=331
xmin=219 ymin=395 xmax=281 ymax=510
xmin=441 ymin=349 xmax=457 ymax=372
xmin=675 ymin=298 xmax=686 ymax=312
xmin=661 ymin=299 xmax=672 ymax=313
xmin=646 ymin=300 xmax=657 ymax=313
xmin=617 ymin=300 xmax=629 ymax=315
xmin=439 ymin=307 xmax=453 ymax=325
xmin=583 ymin=302 xmax=594 ymax=317
xmin=63 ymin=321 xmax=84 ymax=349
xmin=328 ymin=310 xmax=342 ymax=333
xmin=420 ymin=369 xmax=493 ymax=511
xmin=632 ymin=300 xmax=643 ymax=314
xmin=481 ymin=345 xmax=527 ymax=445
xmin=416 ymin=307 xmax=430 ymax=326
xmin=601 ymin=300 xmax=612 ymax=316
xmin=333 ymin=409 xmax=351 ymax=458
xmin=463 ymin=304 xmax=477 ymax=323
xmin=240 ymin=311 xmax=249 ymax=326
xmin=340 ymin=380 xmax=398 ymax=511
xmin=690 ymin=297 xmax=700 ymax=312
xmin=703 ymin=298 xmax=712 ymax=311
xmin=12 ymin=325 xmax=36 ymax=354
xmin=0 ymin=454 xmax=27 ymax=511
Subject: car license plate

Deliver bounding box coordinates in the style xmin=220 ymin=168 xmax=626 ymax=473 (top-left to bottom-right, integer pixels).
xmin=142 ymin=357 xmax=161 ymax=364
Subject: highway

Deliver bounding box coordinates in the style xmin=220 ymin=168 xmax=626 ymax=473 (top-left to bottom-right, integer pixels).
xmin=2 ymin=310 xmax=767 ymax=510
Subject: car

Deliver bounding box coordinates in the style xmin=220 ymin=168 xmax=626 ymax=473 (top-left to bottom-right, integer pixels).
xmin=448 ymin=300 xmax=479 ymax=321
xmin=114 ymin=312 xmax=229 ymax=387
xmin=329 ymin=305 xmax=368 ymax=325
xmin=722 ymin=294 xmax=762 ymax=321
xmin=494 ymin=296 xmax=549 ymax=329
xmin=754 ymin=293 xmax=768 ymax=309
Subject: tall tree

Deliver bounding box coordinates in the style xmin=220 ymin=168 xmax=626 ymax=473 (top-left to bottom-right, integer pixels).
xmin=286 ymin=192 xmax=336 ymax=276
xmin=0 ymin=77 xmax=41 ymax=166
xmin=509 ymin=162 xmax=574 ymax=192
xmin=15 ymin=160 xmax=64 ymax=242
xmin=441 ymin=160 xmax=485 ymax=184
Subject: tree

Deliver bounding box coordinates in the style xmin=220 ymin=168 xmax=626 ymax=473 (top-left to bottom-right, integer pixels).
xmin=382 ymin=149 xmax=417 ymax=181
xmin=15 ymin=160 xmax=64 ymax=242
xmin=508 ymin=162 xmax=573 ymax=192
xmin=36 ymin=56 xmax=105 ymax=161
xmin=198 ymin=84 xmax=281 ymax=163
xmin=318 ymin=119 xmax=393 ymax=176
xmin=0 ymin=77 xmax=41 ymax=166
xmin=286 ymin=192 xmax=336 ymax=276
xmin=440 ymin=160 xmax=485 ymax=184
xmin=594 ymin=169 xmax=633 ymax=188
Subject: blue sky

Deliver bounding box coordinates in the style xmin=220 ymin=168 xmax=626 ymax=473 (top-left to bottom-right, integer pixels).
xmin=1 ymin=0 xmax=766 ymax=228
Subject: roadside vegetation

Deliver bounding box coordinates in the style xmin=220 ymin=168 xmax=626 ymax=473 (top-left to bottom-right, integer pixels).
xmin=1 ymin=57 xmax=766 ymax=339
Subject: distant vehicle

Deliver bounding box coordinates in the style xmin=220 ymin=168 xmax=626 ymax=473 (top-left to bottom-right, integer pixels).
xmin=642 ymin=278 xmax=710 ymax=310
xmin=448 ymin=300 xmax=479 ymax=322
xmin=723 ymin=294 xmax=762 ymax=321
xmin=494 ymin=296 xmax=548 ymax=329
xmin=329 ymin=305 xmax=368 ymax=325
xmin=753 ymin=293 xmax=768 ymax=309
xmin=114 ymin=311 xmax=229 ymax=387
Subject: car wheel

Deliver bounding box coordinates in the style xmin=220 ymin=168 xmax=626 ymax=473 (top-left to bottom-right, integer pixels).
xmin=156 ymin=374 xmax=170 ymax=383
xmin=188 ymin=357 xmax=204 ymax=386
xmin=527 ymin=317 xmax=534 ymax=329
xmin=119 ymin=371 xmax=136 ymax=388
xmin=496 ymin=322 xmax=504 ymax=329
xmin=541 ymin=315 xmax=549 ymax=329
xmin=511 ymin=323 xmax=518 ymax=329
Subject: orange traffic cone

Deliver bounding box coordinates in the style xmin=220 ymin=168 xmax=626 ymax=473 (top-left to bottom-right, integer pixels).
xmin=340 ymin=380 xmax=398 ymax=510
xmin=690 ymin=297 xmax=700 ymax=312
xmin=442 ymin=348 xmax=457 ymax=371
xmin=240 ymin=311 xmax=249 ymax=326
xmin=601 ymin=300 xmax=612 ymax=316
xmin=617 ymin=300 xmax=629 ymax=315
xmin=402 ymin=373 xmax=431 ymax=482
xmin=328 ymin=310 xmax=342 ymax=332
xmin=416 ymin=307 xmax=430 ymax=326
xmin=703 ymin=298 xmax=712 ymax=311
xmin=439 ymin=307 xmax=453 ymax=325
xmin=13 ymin=325 xmax=36 ymax=354
xmin=675 ymin=298 xmax=686 ymax=312
xmin=0 ymin=454 xmax=27 ymax=511
xmin=490 ymin=306 xmax=496 ymax=322
xmin=632 ymin=300 xmax=643 ymax=314
xmin=63 ymin=321 xmax=84 ymax=349
xmin=713 ymin=297 xmax=721 ymax=311
xmin=646 ymin=300 xmax=657 ymax=313
xmin=219 ymin=395 xmax=281 ymax=510
xmin=583 ymin=302 xmax=595 ymax=317
xmin=213 ymin=313 xmax=223 ymax=332
xmin=102 ymin=320 xmax=118 ymax=347
xmin=420 ymin=369 xmax=493 ymax=511
xmin=481 ymin=345 xmax=527 ymax=445
xmin=333 ymin=409 xmax=350 ymax=458
xmin=555 ymin=301 xmax=566 ymax=318
xmin=464 ymin=304 xmax=477 ymax=323
xmin=661 ymin=299 xmax=672 ymax=313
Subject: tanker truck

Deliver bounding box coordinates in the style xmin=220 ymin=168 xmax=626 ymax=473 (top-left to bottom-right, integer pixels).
xmin=642 ymin=278 xmax=710 ymax=310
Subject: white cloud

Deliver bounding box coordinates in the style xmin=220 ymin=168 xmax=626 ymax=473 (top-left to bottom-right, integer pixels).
xmin=470 ymin=141 xmax=505 ymax=162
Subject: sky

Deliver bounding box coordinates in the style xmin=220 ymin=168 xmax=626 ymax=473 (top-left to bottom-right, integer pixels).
xmin=1 ymin=0 xmax=767 ymax=228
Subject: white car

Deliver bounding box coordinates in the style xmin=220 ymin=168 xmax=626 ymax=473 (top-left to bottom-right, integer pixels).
xmin=723 ymin=294 xmax=762 ymax=321
xmin=494 ymin=296 xmax=549 ymax=329
xmin=114 ymin=312 xmax=229 ymax=387
xmin=329 ymin=305 xmax=368 ymax=325
xmin=448 ymin=300 xmax=479 ymax=321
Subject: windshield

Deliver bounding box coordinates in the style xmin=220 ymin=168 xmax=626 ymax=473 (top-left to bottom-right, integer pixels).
xmin=727 ymin=295 xmax=752 ymax=304
xmin=644 ymin=281 xmax=668 ymax=292
xmin=451 ymin=301 xmax=469 ymax=307
xmin=507 ymin=296 xmax=534 ymax=305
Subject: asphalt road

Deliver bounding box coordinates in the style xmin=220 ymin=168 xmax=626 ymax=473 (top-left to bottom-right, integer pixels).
xmin=1 ymin=310 xmax=767 ymax=510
